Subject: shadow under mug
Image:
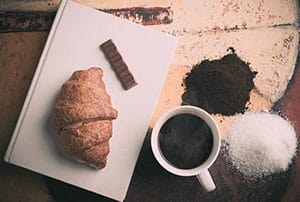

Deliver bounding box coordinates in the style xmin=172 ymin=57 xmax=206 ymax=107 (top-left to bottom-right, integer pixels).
xmin=151 ymin=105 xmax=221 ymax=192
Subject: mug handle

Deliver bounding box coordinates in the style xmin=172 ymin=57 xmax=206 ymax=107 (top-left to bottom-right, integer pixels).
xmin=196 ymin=169 xmax=216 ymax=192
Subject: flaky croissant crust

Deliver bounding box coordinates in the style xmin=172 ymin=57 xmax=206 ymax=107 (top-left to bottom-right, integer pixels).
xmin=52 ymin=67 xmax=118 ymax=169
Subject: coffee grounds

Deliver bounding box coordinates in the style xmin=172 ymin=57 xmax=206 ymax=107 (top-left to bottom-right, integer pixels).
xmin=182 ymin=50 xmax=257 ymax=116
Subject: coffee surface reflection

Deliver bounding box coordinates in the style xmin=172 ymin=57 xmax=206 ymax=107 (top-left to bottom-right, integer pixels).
xmin=159 ymin=114 xmax=213 ymax=169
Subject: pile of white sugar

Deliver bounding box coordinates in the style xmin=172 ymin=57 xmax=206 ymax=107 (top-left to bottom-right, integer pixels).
xmin=226 ymin=112 xmax=298 ymax=178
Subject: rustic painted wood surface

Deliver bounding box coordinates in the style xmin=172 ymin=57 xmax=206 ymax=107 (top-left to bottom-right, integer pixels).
xmin=0 ymin=0 xmax=299 ymax=201
xmin=1 ymin=29 xmax=299 ymax=202
xmin=0 ymin=32 xmax=50 ymax=202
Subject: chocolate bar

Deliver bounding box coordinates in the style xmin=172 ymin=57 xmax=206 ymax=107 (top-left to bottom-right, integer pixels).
xmin=100 ymin=39 xmax=137 ymax=90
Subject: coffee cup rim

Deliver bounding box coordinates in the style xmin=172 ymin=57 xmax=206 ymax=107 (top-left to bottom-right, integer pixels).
xmin=151 ymin=105 xmax=221 ymax=176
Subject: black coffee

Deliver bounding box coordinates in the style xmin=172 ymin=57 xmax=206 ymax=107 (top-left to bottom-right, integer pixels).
xmin=159 ymin=114 xmax=213 ymax=169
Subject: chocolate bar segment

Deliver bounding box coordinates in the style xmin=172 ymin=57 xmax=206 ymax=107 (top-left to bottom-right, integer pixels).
xmin=100 ymin=39 xmax=137 ymax=90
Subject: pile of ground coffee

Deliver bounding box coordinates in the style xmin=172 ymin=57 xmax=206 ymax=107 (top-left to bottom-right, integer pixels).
xmin=182 ymin=50 xmax=257 ymax=115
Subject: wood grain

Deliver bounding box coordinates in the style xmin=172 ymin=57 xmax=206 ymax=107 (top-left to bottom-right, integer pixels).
xmin=0 ymin=32 xmax=48 ymax=156
xmin=0 ymin=3 xmax=299 ymax=199
xmin=0 ymin=32 xmax=49 ymax=202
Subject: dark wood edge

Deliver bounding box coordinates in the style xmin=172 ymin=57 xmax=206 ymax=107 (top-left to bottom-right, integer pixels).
xmin=0 ymin=7 xmax=173 ymax=33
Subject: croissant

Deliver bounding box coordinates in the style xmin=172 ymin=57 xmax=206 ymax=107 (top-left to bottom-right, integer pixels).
xmin=52 ymin=67 xmax=118 ymax=169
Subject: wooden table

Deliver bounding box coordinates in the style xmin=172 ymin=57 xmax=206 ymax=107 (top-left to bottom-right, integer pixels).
xmin=1 ymin=1 xmax=299 ymax=201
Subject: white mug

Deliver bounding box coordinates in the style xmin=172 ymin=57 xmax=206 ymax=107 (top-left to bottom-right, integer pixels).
xmin=151 ymin=105 xmax=221 ymax=192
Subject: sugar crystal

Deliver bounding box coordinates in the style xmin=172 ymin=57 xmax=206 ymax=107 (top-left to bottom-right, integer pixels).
xmin=226 ymin=112 xmax=297 ymax=178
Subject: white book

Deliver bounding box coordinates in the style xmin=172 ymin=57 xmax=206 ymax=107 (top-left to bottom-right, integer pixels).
xmin=4 ymin=0 xmax=177 ymax=201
